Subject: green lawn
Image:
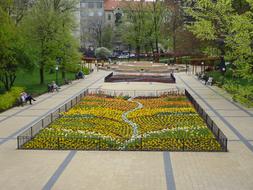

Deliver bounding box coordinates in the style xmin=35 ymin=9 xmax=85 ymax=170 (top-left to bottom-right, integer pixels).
xmin=0 ymin=68 xmax=76 ymax=96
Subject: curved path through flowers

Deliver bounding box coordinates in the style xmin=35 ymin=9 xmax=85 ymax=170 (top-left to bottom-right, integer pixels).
xmin=121 ymin=98 xmax=143 ymax=139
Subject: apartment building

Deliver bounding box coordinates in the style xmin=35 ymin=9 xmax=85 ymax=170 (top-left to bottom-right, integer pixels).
xmin=80 ymin=0 xmax=105 ymax=47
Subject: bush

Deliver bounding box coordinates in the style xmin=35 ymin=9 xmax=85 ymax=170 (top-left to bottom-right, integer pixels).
xmin=207 ymin=70 xmax=253 ymax=107
xmin=82 ymin=66 xmax=90 ymax=75
xmin=95 ymin=47 xmax=112 ymax=60
xmin=223 ymin=83 xmax=253 ymax=107
xmin=0 ymin=87 xmax=25 ymax=112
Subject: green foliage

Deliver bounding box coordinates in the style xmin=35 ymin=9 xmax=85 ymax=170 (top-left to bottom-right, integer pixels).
xmin=0 ymin=4 xmax=33 ymax=90
xmin=12 ymin=68 xmax=76 ymax=95
xmin=0 ymin=87 xmax=25 ymax=112
xmin=101 ymin=26 xmax=113 ymax=49
xmin=82 ymin=67 xmax=90 ymax=75
xmin=21 ymin=0 xmax=80 ymax=84
xmin=223 ymin=82 xmax=253 ymax=107
xmin=186 ymin=0 xmax=253 ymax=81
xmin=95 ymin=47 xmax=112 ymax=60
xmin=120 ymin=0 xmax=167 ymax=57
xmin=207 ymin=71 xmax=253 ymax=107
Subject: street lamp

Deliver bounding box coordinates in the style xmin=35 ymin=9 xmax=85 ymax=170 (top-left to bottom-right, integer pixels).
xmin=201 ymin=61 xmax=204 ymax=73
xmin=56 ymin=57 xmax=62 ymax=85
xmin=221 ymin=67 xmax=226 ymax=85
xmin=55 ymin=65 xmax=59 ymax=85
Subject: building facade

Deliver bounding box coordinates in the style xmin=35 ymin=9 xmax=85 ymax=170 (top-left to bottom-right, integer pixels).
xmin=79 ymin=0 xmax=158 ymax=49
xmin=80 ymin=0 xmax=105 ymax=48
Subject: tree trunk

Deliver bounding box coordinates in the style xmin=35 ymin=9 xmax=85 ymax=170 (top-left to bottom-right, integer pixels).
xmin=136 ymin=46 xmax=141 ymax=61
xmin=40 ymin=65 xmax=44 ymax=84
xmin=173 ymin=33 xmax=176 ymax=64
xmin=155 ymin=37 xmax=160 ymax=63
xmin=4 ymin=74 xmax=10 ymax=91
xmin=1 ymin=73 xmax=16 ymax=91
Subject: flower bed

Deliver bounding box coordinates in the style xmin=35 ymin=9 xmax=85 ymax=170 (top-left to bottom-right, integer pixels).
xmin=23 ymin=94 xmax=222 ymax=151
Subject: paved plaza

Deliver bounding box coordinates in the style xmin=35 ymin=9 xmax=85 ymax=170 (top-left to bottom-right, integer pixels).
xmin=0 ymin=71 xmax=253 ymax=190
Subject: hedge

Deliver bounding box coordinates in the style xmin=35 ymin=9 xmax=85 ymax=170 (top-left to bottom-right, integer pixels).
xmin=0 ymin=87 xmax=25 ymax=112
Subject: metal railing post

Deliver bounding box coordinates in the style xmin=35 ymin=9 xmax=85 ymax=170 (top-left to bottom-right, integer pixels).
xmin=225 ymin=139 xmax=228 ymax=152
xmin=17 ymin=136 xmax=20 ymax=149
xmin=58 ymin=137 xmax=60 ymax=150
xmin=98 ymin=137 xmax=100 ymax=150
xmin=42 ymin=119 xmax=44 ymax=128
xmin=140 ymin=137 xmax=142 ymax=151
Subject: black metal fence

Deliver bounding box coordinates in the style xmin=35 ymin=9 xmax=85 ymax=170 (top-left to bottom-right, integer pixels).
xmin=17 ymin=89 xmax=89 ymax=149
xmin=17 ymin=88 xmax=228 ymax=152
xmin=87 ymin=88 xmax=184 ymax=97
xmin=185 ymin=90 xmax=228 ymax=151
xmin=18 ymin=136 xmax=223 ymax=152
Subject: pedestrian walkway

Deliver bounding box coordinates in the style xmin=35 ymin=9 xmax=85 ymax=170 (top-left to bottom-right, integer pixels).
xmin=0 ymin=72 xmax=252 ymax=190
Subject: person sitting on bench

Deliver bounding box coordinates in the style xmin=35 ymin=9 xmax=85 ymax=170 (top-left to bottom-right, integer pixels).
xmin=20 ymin=92 xmax=36 ymax=105
xmin=48 ymin=83 xmax=54 ymax=92
xmin=52 ymin=81 xmax=60 ymax=92
xmin=75 ymin=70 xmax=84 ymax=79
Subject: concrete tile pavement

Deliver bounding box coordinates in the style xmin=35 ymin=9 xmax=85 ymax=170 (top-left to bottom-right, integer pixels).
xmin=0 ymin=72 xmax=253 ymax=190
xmin=171 ymin=142 xmax=253 ymax=190
xmin=174 ymin=73 xmax=253 ymax=190
xmin=53 ymin=151 xmax=167 ymax=190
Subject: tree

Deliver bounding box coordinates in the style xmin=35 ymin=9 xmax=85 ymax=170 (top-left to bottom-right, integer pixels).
xmin=95 ymin=47 xmax=112 ymax=60
xmin=101 ymin=26 xmax=113 ymax=49
xmin=22 ymin=0 xmax=80 ymax=84
xmin=88 ymin=17 xmax=104 ymax=47
xmin=163 ymin=0 xmax=203 ymax=62
xmin=0 ymin=1 xmax=32 ymax=91
xmin=121 ymin=1 xmax=150 ymax=61
xmin=148 ymin=0 xmax=167 ymax=55
xmin=185 ymin=0 xmax=253 ymax=80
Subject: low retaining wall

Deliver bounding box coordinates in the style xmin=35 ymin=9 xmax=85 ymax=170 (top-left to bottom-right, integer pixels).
xmin=104 ymin=73 xmax=176 ymax=83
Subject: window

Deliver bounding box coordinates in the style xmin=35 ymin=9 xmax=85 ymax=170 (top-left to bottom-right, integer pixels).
xmin=88 ymin=2 xmax=94 ymax=8
xmin=88 ymin=11 xmax=94 ymax=17
xmin=81 ymin=12 xmax=87 ymax=17
xmin=108 ymin=14 xmax=111 ymax=21
xmin=97 ymin=2 xmax=102 ymax=9
xmin=98 ymin=11 xmax=103 ymax=17
xmin=80 ymin=3 xmax=86 ymax=8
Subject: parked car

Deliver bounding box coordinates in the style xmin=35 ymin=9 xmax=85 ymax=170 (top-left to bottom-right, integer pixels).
xmin=129 ymin=53 xmax=135 ymax=58
xmin=118 ymin=54 xmax=129 ymax=59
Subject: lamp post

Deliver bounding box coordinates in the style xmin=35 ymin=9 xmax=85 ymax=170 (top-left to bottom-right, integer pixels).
xmin=56 ymin=57 xmax=62 ymax=85
xmin=201 ymin=61 xmax=204 ymax=73
xmin=221 ymin=67 xmax=226 ymax=85
xmin=55 ymin=65 xmax=59 ymax=85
